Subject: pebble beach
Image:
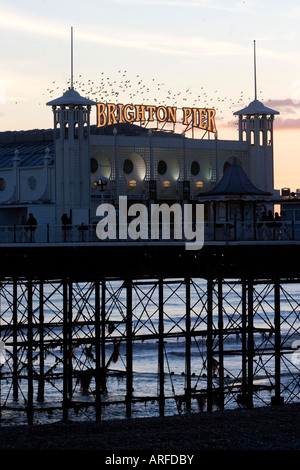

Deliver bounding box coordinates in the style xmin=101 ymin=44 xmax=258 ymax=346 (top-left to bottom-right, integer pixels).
xmin=0 ymin=403 xmax=299 ymax=452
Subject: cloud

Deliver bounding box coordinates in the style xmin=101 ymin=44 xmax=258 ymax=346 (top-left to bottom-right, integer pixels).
xmin=265 ymin=98 xmax=300 ymax=129
xmin=275 ymin=118 xmax=300 ymax=130
xmin=262 ymin=98 xmax=299 ymax=114
xmin=0 ymin=8 xmax=291 ymax=61
xmin=108 ymin=0 xmax=255 ymax=13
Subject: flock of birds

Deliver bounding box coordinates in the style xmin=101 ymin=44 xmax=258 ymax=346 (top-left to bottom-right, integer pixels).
xmin=41 ymin=69 xmax=267 ymax=131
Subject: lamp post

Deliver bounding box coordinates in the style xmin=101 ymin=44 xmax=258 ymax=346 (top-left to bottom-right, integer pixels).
xmin=93 ymin=176 xmax=108 ymax=193
xmin=93 ymin=175 xmax=109 ymax=206
xmin=113 ymin=127 xmax=119 ymax=203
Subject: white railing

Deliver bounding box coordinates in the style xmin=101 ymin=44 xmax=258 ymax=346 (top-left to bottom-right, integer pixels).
xmin=0 ymin=220 xmax=297 ymax=245
xmin=204 ymin=220 xmax=295 ymax=242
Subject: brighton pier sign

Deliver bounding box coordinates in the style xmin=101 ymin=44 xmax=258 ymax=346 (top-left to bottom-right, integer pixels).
xmin=96 ymin=102 xmax=217 ymax=133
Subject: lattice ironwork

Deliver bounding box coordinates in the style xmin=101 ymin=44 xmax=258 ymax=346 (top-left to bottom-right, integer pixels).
xmin=0 ymin=276 xmax=300 ymax=424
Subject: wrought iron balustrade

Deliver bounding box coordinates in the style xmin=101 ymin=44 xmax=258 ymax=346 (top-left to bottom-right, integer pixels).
xmin=0 ymin=220 xmax=297 ymax=244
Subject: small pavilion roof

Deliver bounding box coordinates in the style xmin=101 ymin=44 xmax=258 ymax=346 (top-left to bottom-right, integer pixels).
xmin=46 ymin=88 xmax=96 ymax=107
xmin=198 ymin=162 xmax=272 ymax=197
xmin=233 ymin=99 xmax=279 ymax=116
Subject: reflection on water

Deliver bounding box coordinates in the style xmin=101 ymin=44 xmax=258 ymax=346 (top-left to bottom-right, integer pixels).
xmin=0 ymin=279 xmax=300 ymax=425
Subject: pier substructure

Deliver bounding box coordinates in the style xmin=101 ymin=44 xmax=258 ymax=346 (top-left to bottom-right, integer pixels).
xmin=0 ymin=242 xmax=300 ymax=424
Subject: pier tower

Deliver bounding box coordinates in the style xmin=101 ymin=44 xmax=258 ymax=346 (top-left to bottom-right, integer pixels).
xmin=234 ymin=99 xmax=279 ymax=193
xmin=47 ymin=88 xmax=96 ymax=225
xmin=233 ymin=41 xmax=279 ymax=193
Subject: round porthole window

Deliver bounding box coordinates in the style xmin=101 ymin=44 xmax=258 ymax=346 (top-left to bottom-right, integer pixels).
xmin=0 ymin=177 xmax=6 ymax=191
xmin=191 ymin=161 xmax=200 ymax=176
xmin=123 ymin=159 xmax=134 ymax=174
xmin=90 ymin=158 xmax=98 ymax=174
xmin=28 ymin=176 xmax=37 ymax=190
xmin=157 ymin=160 xmax=167 ymax=175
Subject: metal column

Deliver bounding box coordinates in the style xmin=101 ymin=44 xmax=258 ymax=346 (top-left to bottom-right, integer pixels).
xmin=12 ymin=278 xmax=18 ymax=401
xmin=94 ymin=280 xmax=101 ymax=420
xmin=247 ymin=279 xmax=254 ymax=409
xmin=37 ymin=280 xmax=45 ymax=402
xmin=126 ymin=279 xmax=133 ymax=418
xmin=241 ymin=279 xmax=248 ymax=405
xmin=206 ymin=278 xmax=213 ymax=411
xmin=217 ymin=278 xmax=224 ymax=410
xmin=158 ymin=278 xmax=165 ymax=416
xmin=273 ymin=280 xmax=283 ymax=405
xmin=27 ymin=280 xmax=33 ymax=424
xmin=185 ymin=277 xmax=191 ymax=411
xmin=63 ymin=279 xmax=72 ymax=420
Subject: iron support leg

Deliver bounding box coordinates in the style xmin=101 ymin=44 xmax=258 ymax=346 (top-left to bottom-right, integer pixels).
xmin=185 ymin=277 xmax=191 ymax=411
xmin=241 ymin=279 xmax=248 ymax=405
xmin=101 ymin=280 xmax=106 ymax=379
xmin=158 ymin=278 xmax=165 ymax=416
xmin=95 ymin=281 xmax=101 ymax=420
xmin=247 ymin=279 xmax=254 ymax=409
xmin=63 ymin=280 xmax=72 ymax=420
xmin=207 ymin=278 xmax=213 ymax=411
xmin=218 ymin=278 xmax=224 ymax=410
xmin=37 ymin=281 xmax=44 ymax=402
xmin=13 ymin=278 xmax=18 ymax=401
xmin=273 ymin=280 xmax=283 ymax=405
xmin=126 ymin=279 xmax=133 ymax=418
xmin=27 ymin=280 xmax=33 ymax=424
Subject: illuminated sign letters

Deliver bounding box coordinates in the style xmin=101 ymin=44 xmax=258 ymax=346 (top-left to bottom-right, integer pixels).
xmin=96 ymin=103 xmax=216 ymax=133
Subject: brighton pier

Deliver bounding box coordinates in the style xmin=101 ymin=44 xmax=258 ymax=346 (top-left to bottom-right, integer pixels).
xmin=0 ymin=43 xmax=300 ymax=425
xmin=96 ymin=102 xmax=217 ymax=132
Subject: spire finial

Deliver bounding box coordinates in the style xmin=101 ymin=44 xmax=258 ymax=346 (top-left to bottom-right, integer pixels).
xmin=254 ymin=39 xmax=257 ymax=100
xmin=71 ymin=26 xmax=74 ymax=90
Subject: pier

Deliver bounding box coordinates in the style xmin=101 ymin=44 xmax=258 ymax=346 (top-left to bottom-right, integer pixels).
xmin=0 ymin=37 xmax=299 ymax=425
xmin=0 ymin=229 xmax=300 ymax=425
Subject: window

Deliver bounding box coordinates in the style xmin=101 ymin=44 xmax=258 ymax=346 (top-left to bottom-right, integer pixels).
xmin=123 ymin=159 xmax=134 ymax=174
xmin=260 ymin=130 xmax=264 ymax=146
xmin=157 ymin=160 xmax=167 ymax=175
xmin=55 ymin=123 xmax=60 ymax=139
xmin=267 ymin=130 xmax=272 ymax=146
xmin=218 ymin=202 xmax=226 ymax=222
xmin=191 ymin=161 xmax=200 ymax=176
xmin=74 ymin=122 xmax=79 ymax=139
xmin=90 ymin=158 xmax=98 ymax=174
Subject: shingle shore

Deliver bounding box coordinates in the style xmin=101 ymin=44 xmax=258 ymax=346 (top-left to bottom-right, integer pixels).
xmin=0 ymin=403 xmax=299 ymax=451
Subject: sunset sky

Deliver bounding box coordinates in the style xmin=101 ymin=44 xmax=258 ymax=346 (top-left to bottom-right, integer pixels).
xmin=0 ymin=0 xmax=300 ymax=191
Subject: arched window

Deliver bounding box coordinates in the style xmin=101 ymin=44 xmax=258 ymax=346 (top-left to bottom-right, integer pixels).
xmin=64 ymin=123 xmax=69 ymax=140
xmin=267 ymin=130 xmax=272 ymax=145
xmin=74 ymin=122 xmax=79 ymax=139
xmin=83 ymin=123 xmax=88 ymax=139
xmin=56 ymin=123 xmax=60 ymax=139
xmin=250 ymin=130 xmax=255 ymax=145
xmin=259 ymin=130 xmax=264 ymax=146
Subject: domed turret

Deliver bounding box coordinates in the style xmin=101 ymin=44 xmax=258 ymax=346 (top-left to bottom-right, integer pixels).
xmin=46 ymin=28 xmax=96 ymax=225
xmin=233 ymin=41 xmax=279 ymax=193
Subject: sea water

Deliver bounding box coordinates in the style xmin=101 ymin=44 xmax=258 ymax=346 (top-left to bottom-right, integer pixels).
xmin=0 ymin=279 xmax=300 ymax=425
